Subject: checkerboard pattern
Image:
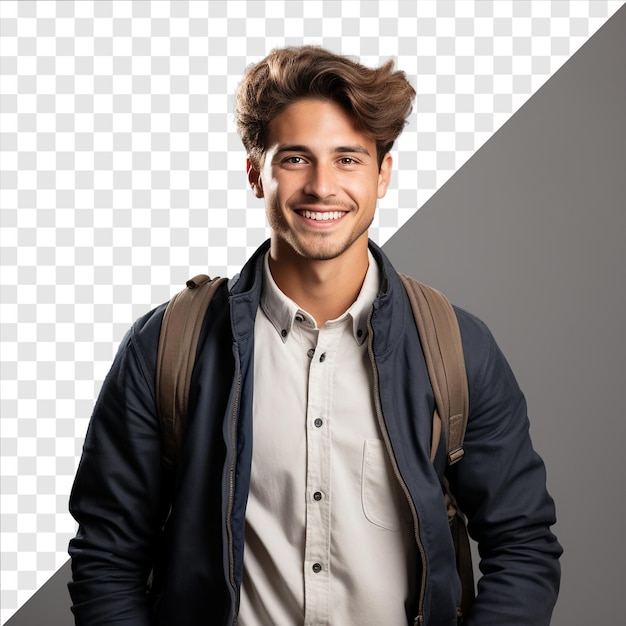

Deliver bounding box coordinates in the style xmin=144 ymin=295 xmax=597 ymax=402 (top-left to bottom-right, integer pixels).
xmin=1 ymin=1 xmax=622 ymax=621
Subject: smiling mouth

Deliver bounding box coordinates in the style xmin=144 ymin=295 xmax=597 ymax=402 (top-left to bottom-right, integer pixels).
xmin=298 ymin=210 xmax=346 ymax=221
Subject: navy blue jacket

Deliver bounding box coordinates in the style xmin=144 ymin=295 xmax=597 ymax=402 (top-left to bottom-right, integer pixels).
xmin=68 ymin=240 xmax=561 ymax=625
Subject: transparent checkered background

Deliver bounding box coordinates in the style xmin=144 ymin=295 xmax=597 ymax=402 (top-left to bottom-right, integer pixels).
xmin=1 ymin=0 xmax=622 ymax=621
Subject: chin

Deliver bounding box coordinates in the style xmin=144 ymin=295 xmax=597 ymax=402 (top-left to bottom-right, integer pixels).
xmin=293 ymin=240 xmax=355 ymax=262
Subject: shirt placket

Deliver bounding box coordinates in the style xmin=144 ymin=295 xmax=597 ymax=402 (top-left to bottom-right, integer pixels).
xmin=302 ymin=323 xmax=341 ymax=626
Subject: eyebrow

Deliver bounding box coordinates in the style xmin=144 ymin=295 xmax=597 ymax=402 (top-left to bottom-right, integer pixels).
xmin=275 ymin=144 xmax=372 ymax=157
xmin=334 ymin=145 xmax=371 ymax=156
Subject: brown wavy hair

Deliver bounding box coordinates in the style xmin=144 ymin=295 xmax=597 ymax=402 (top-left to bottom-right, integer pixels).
xmin=235 ymin=46 xmax=416 ymax=169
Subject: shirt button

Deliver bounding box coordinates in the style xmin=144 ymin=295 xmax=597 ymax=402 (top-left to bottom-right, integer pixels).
xmin=357 ymin=329 xmax=363 ymax=338
xmin=295 ymin=314 xmax=304 ymax=323
xmin=313 ymin=491 xmax=322 ymax=501
xmin=314 ymin=418 xmax=323 ymax=428
xmin=281 ymin=329 xmax=288 ymax=338
xmin=307 ymin=348 xmax=315 ymax=358
xmin=312 ymin=563 xmax=322 ymax=573
xmin=319 ymin=352 xmax=326 ymax=362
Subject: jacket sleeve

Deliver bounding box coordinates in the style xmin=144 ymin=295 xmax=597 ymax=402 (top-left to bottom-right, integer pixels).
xmin=68 ymin=309 xmax=167 ymax=625
xmin=448 ymin=310 xmax=562 ymax=626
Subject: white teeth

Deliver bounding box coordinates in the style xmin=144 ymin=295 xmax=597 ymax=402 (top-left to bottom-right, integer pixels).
xmin=301 ymin=210 xmax=344 ymax=221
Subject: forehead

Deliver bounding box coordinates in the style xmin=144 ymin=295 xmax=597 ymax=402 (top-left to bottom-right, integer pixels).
xmin=266 ymin=98 xmax=373 ymax=147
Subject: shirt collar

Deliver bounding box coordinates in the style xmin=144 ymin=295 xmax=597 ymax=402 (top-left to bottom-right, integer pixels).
xmin=260 ymin=250 xmax=380 ymax=345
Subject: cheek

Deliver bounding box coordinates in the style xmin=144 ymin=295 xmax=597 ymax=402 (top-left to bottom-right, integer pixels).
xmin=275 ymin=180 xmax=304 ymax=206
xmin=354 ymin=180 xmax=382 ymax=205
xmin=264 ymin=172 xmax=291 ymax=199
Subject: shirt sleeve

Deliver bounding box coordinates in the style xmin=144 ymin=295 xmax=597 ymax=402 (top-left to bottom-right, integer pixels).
xmin=68 ymin=309 xmax=167 ymax=625
xmin=449 ymin=310 xmax=563 ymax=626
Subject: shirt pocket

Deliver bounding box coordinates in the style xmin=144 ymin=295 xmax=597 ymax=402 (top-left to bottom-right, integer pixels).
xmin=361 ymin=439 xmax=408 ymax=532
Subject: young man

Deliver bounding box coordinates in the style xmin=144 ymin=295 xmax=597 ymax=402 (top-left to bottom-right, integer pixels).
xmin=68 ymin=47 xmax=562 ymax=625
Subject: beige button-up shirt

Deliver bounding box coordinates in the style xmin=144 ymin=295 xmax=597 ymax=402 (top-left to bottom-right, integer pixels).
xmin=238 ymin=252 xmax=417 ymax=626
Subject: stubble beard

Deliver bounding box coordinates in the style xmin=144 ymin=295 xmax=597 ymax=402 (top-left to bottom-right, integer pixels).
xmin=268 ymin=198 xmax=372 ymax=262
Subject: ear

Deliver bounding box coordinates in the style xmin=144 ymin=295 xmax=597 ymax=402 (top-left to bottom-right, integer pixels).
xmin=246 ymin=158 xmax=264 ymax=198
xmin=377 ymin=152 xmax=393 ymax=199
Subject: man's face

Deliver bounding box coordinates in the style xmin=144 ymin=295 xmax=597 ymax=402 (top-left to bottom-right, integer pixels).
xmin=247 ymin=98 xmax=392 ymax=264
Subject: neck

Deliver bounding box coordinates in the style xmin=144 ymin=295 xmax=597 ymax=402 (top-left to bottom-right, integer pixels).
xmin=268 ymin=240 xmax=370 ymax=326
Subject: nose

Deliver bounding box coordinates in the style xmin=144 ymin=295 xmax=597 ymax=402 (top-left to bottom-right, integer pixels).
xmin=303 ymin=163 xmax=337 ymax=199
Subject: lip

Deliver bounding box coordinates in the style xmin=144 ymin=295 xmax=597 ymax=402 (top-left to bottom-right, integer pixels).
xmin=299 ymin=209 xmax=346 ymax=220
xmin=294 ymin=206 xmax=349 ymax=224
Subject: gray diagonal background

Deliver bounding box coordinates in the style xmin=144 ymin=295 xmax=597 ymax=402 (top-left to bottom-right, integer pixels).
xmin=386 ymin=6 xmax=626 ymax=624
xmin=5 ymin=5 xmax=625 ymax=625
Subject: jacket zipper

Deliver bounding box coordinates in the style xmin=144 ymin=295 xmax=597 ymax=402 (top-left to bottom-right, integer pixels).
xmin=226 ymin=366 xmax=242 ymax=625
xmin=367 ymin=312 xmax=427 ymax=625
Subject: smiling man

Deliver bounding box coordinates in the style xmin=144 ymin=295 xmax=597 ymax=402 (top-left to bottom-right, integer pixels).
xmin=247 ymin=97 xmax=392 ymax=324
xmin=68 ymin=47 xmax=562 ymax=625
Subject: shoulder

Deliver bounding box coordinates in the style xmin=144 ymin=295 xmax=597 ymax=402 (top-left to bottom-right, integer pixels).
xmin=451 ymin=304 xmax=525 ymax=421
xmin=453 ymin=305 xmax=494 ymax=360
xmin=123 ymin=302 xmax=168 ymax=366
xmin=123 ymin=276 xmax=233 ymax=372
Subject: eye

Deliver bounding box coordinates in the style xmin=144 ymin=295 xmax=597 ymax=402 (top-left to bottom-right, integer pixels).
xmin=338 ymin=157 xmax=358 ymax=165
xmin=284 ymin=156 xmax=306 ymax=165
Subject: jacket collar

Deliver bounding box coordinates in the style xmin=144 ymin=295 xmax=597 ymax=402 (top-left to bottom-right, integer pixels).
xmin=366 ymin=240 xmax=410 ymax=356
xmin=227 ymin=238 xmax=408 ymax=354
xmin=260 ymin=249 xmax=379 ymax=345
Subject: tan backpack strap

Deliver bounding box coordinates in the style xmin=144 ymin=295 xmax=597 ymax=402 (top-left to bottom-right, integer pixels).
xmin=156 ymin=274 xmax=227 ymax=469
xmin=399 ymin=273 xmax=475 ymax=617
xmin=398 ymin=273 xmax=469 ymax=465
